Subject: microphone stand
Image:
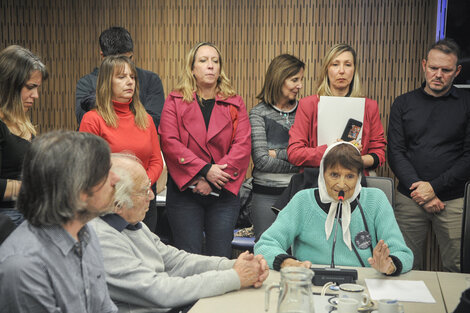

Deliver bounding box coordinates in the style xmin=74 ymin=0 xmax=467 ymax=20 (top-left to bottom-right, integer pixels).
xmin=311 ymin=190 xmax=358 ymax=286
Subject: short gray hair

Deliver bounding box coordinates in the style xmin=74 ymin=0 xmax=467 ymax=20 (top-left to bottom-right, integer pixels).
xmin=111 ymin=153 xmax=143 ymax=210
xmin=18 ymin=131 xmax=111 ymax=226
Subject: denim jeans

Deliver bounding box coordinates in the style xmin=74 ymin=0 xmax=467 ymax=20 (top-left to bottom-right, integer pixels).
xmin=166 ymin=177 xmax=240 ymax=258
xmin=249 ymin=192 xmax=280 ymax=241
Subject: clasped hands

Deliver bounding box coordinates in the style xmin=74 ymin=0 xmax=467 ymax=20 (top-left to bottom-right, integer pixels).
xmin=233 ymin=251 xmax=269 ymax=288
xmin=191 ymin=164 xmax=232 ymax=195
xmin=410 ymin=181 xmax=445 ymax=213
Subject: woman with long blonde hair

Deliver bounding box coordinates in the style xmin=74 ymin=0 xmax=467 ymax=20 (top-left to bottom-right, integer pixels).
xmin=80 ymin=55 xmax=163 ymax=231
xmin=288 ymin=44 xmax=386 ymax=174
xmin=0 ymin=45 xmax=48 ymax=225
xmin=159 ymin=42 xmax=251 ymax=257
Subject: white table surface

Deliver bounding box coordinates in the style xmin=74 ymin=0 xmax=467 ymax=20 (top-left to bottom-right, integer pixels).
xmin=436 ymin=271 xmax=470 ymax=313
xmin=189 ymin=266 xmax=447 ymax=313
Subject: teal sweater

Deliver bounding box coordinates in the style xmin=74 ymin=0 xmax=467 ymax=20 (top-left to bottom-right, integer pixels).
xmin=254 ymin=188 xmax=413 ymax=273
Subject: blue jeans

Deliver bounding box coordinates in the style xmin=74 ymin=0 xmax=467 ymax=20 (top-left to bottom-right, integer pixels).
xmin=249 ymin=192 xmax=280 ymax=241
xmin=166 ymin=177 xmax=240 ymax=258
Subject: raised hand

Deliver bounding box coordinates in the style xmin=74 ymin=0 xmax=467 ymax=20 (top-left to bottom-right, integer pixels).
xmin=368 ymin=240 xmax=395 ymax=275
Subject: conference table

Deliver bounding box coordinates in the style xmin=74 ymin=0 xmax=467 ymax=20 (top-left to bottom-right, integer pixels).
xmin=189 ymin=266 xmax=470 ymax=313
xmin=437 ymin=271 xmax=470 ymax=312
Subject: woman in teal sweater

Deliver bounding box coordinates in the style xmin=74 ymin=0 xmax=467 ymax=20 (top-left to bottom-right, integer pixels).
xmin=255 ymin=141 xmax=413 ymax=275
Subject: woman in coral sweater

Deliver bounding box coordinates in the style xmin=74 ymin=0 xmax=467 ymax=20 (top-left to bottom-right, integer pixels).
xmin=80 ymin=55 xmax=163 ymax=231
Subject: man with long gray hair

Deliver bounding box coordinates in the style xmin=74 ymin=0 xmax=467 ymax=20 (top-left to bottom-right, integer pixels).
xmin=89 ymin=153 xmax=269 ymax=313
xmin=0 ymin=131 xmax=119 ymax=312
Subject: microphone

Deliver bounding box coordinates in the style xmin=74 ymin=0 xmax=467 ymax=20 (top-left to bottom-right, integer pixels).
xmin=311 ymin=190 xmax=358 ymax=286
xmin=330 ymin=190 xmax=345 ymax=268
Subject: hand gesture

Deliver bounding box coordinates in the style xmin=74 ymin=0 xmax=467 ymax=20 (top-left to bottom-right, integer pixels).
xmin=422 ymin=196 xmax=445 ymax=213
xmin=410 ymin=181 xmax=435 ymax=205
xmin=368 ymin=240 xmax=395 ymax=275
xmin=206 ymin=164 xmax=231 ymax=189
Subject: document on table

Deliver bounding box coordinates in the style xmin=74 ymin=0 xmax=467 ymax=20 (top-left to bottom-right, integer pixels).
xmin=365 ymin=279 xmax=436 ymax=303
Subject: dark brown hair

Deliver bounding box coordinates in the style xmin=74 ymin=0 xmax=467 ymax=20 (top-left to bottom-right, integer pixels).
xmin=426 ymin=38 xmax=461 ymax=63
xmin=323 ymin=144 xmax=363 ymax=174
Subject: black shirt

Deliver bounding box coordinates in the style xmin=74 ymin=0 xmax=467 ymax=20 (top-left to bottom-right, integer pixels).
xmin=0 ymin=119 xmax=31 ymax=206
xmin=388 ymin=84 xmax=470 ymax=201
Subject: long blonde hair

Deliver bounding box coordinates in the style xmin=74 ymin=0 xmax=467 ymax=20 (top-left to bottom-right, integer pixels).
xmin=95 ymin=55 xmax=148 ymax=129
xmin=0 ymin=45 xmax=48 ymax=137
xmin=174 ymin=42 xmax=236 ymax=103
xmin=316 ymin=44 xmax=364 ymax=97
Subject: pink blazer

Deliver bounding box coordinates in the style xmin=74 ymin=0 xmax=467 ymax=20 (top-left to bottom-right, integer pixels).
xmin=159 ymin=91 xmax=251 ymax=195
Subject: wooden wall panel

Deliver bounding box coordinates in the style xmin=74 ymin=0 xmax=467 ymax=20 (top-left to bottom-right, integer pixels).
xmin=1 ymin=0 xmax=436 ymax=174
xmin=1 ymin=0 xmax=442 ymax=270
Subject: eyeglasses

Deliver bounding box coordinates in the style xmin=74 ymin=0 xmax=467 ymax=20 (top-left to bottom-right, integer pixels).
xmin=136 ymin=179 xmax=152 ymax=197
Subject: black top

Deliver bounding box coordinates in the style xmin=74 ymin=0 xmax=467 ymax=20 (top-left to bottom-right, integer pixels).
xmin=196 ymin=96 xmax=215 ymax=130
xmin=0 ymin=119 xmax=31 ymax=207
xmin=196 ymin=97 xmax=216 ymax=178
xmin=388 ymin=84 xmax=470 ymax=201
xmin=454 ymin=288 xmax=470 ymax=313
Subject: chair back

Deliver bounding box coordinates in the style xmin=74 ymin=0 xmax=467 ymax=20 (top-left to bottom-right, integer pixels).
xmin=461 ymin=181 xmax=470 ymax=273
xmin=365 ymin=176 xmax=395 ymax=208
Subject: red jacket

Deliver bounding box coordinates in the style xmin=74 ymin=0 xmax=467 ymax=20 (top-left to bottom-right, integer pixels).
xmin=288 ymin=95 xmax=386 ymax=169
xmin=159 ymin=91 xmax=251 ymax=195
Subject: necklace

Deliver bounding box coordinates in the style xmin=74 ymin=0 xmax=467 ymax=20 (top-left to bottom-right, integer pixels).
xmin=280 ymin=111 xmax=292 ymax=127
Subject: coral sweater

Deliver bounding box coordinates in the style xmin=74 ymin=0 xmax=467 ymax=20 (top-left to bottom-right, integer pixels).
xmin=80 ymin=100 xmax=163 ymax=184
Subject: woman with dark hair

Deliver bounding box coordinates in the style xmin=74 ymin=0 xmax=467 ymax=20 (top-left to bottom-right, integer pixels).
xmin=288 ymin=44 xmax=386 ymax=174
xmin=159 ymin=42 xmax=251 ymax=257
xmin=0 ymin=45 xmax=48 ymax=225
xmin=255 ymin=142 xmax=413 ymax=275
xmin=79 ymin=55 xmax=163 ymax=231
xmin=249 ymin=54 xmax=304 ymax=240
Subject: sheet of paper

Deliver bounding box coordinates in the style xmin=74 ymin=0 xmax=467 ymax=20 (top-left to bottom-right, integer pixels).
xmin=365 ymin=279 xmax=436 ymax=303
xmin=317 ymin=96 xmax=365 ymax=146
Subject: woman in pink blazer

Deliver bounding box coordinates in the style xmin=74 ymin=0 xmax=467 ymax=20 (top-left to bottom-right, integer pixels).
xmin=159 ymin=42 xmax=251 ymax=257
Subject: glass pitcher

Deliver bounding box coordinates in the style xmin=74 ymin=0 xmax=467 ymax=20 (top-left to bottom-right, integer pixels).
xmin=265 ymin=266 xmax=314 ymax=313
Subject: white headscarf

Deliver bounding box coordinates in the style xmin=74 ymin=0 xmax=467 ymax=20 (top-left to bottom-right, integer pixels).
xmin=318 ymin=141 xmax=362 ymax=250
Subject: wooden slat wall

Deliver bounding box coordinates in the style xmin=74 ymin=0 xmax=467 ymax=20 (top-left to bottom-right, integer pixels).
xmin=1 ymin=0 xmax=441 ymax=268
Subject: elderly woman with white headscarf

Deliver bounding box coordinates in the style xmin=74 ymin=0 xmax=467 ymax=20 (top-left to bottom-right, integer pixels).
xmin=254 ymin=141 xmax=413 ymax=275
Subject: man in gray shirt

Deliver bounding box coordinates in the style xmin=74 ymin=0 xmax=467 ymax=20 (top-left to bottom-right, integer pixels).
xmin=0 ymin=131 xmax=120 ymax=313
xmin=89 ymin=153 xmax=269 ymax=313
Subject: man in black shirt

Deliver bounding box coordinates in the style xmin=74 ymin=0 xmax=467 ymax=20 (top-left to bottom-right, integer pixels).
xmin=75 ymin=26 xmax=165 ymax=129
xmin=388 ymin=38 xmax=470 ymax=272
